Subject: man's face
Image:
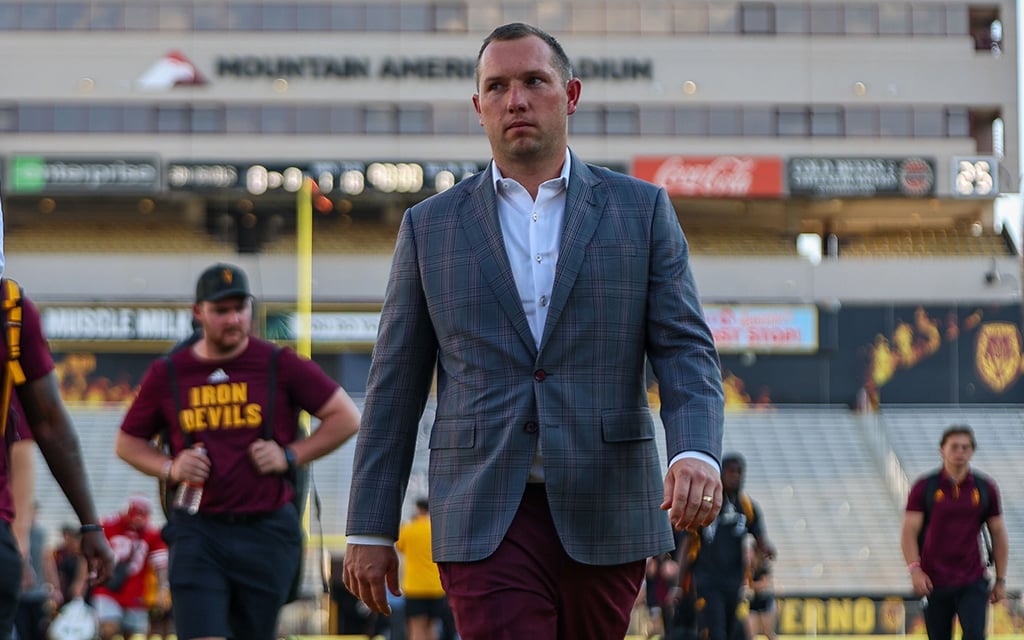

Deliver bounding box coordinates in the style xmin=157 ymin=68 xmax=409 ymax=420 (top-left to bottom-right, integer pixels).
xmin=472 ymin=35 xmax=581 ymax=167
xmin=127 ymin=506 xmax=150 ymax=531
xmin=722 ymin=461 xmax=745 ymax=493
xmin=940 ymin=433 xmax=975 ymax=467
xmin=195 ymin=296 xmax=252 ymax=355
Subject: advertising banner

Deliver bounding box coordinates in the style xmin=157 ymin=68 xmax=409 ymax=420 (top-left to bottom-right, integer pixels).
xmin=632 ymin=156 xmax=784 ymax=198
xmin=704 ymin=304 xmax=818 ymax=353
xmin=787 ymin=157 xmax=936 ymax=197
xmin=7 ymin=156 xmax=161 ymax=193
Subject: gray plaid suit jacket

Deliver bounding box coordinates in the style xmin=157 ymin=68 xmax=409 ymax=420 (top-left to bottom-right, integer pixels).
xmin=347 ymin=151 xmax=724 ymax=565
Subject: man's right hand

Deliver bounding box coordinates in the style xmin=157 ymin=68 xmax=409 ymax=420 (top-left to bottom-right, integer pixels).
xmin=342 ymin=543 xmax=401 ymax=615
xmin=910 ymin=568 xmax=933 ymax=597
xmin=80 ymin=531 xmax=115 ymax=586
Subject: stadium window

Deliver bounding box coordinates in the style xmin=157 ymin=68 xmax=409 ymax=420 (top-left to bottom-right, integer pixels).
xmin=21 ymin=3 xmax=56 ymax=29
xmin=366 ymin=5 xmax=400 ymax=31
xmin=605 ymin=107 xmax=637 ymax=135
xmin=0 ymin=4 xmax=17 ymax=29
xmin=467 ymin=6 xmax=503 ymax=33
xmin=809 ymin=6 xmax=842 ymax=35
xmin=123 ymin=105 xmax=155 ymax=133
xmin=193 ymin=4 xmax=228 ymax=31
xmin=844 ymin=108 xmax=879 ymax=137
xmin=708 ymin=6 xmax=738 ymax=33
xmin=708 ymin=107 xmax=741 ymax=137
xmin=397 ymin=105 xmax=432 ymax=134
xmin=811 ymin=107 xmax=843 ymax=137
xmin=639 ymin=6 xmax=673 ymax=34
xmin=366 ymin=105 xmax=398 ymax=134
xmin=331 ymin=4 xmax=366 ymax=30
xmin=17 ymin=104 xmax=54 ymax=133
xmin=607 ymin=6 xmax=640 ymax=34
xmin=297 ymin=4 xmax=331 ymax=31
xmin=435 ymin=4 xmax=467 ymax=32
xmin=260 ymin=106 xmax=295 ymax=134
xmin=88 ymin=105 xmax=124 ymax=133
xmin=775 ymin=5 xmax=808 ymax=34
xmin=878 ymin=4 xmax=910 ymax=36
xmin=946 ymin=107 xmax=970 ymax=137
xmin=740 ymin=3 xmax=774 ymax=34
xmin=227 ymin=3 xmax=261 ymax=30
xmin=433 ymin=104 xmax=476 ymax=135
xmin=945 ymin=5 xmax=968 ymax=36
xmin=742 ymin=107 xmax=775 ymax=136
xmin=639 ymin=106 xmax=675 ymax=136
xmin=295 ymin=106 xmax=331 ymax=134
xmin=501 ymin=5 xmax=538 ymax=26
xmin=224 ymin=105 xmax=262 ymax=134
xmin=158 ymin=3 xmax=193 ymax=31
xmin=399 ymin=4 xmax=431 ymax=31
xmin=262 ymin=4 xmax=299 ymax=31
xmin=0 ymin=104 xmax=15 ymax=132
xmin=844 ymin=5 xmax=877 ymax=35
xmin=911 ymin=5 xmax=945 ymax=36
xmin=912 ymin=108 xmax=944 ymax=137
xmin=191 ymin=106 xmax=225 ymax=134
xmin=777 ymin=107 xmax=808 ymax=137
xmin=574 ymin=5 xmax=611 ymax=33
xmin=968 ymin=6 xmax=1001 ymax=52
xmin=90 ymin=4 xmax=125 ymax=30
xmin=329 ymin=105 xmax=363 ymax=133
xmin=537 ymin=3 xmax=569 ymax=32
xmin=879 ymin=107 xmax=912 ymax=137
xmin=675 ymin=6 xmax=709 ymax=33
xmin=156 ymin=105 xmax=191 ymax=134
xmin=675 ymin=106 xmax=708 ymax=136
xmin=123 ymin=4 xmax=158 ymax=30
xmin=569 ymin=106 xmax=604 ymax=135
xmin=55 ymin=3 xmax=89 ymax=30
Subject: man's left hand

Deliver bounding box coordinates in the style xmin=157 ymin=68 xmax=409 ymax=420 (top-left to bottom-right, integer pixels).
xmin=661 ymin=457 xmax=722 ymax=531
xmin=249 ymin=440 xmax=288 ymax=475
xmin=80 ymin=531 xmax=115 ymax=586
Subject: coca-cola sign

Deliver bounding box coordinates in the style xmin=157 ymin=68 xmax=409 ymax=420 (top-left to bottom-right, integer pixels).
xmin=632 ymin=155 xmax=784 ymax=198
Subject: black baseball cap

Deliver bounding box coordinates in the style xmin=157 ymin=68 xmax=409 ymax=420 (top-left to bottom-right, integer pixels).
xmin=195 ymin=263 xmax=251 ymax=303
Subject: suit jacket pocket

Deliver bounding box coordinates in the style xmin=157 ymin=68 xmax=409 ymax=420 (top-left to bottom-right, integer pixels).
xmin=428 ymin=417 xmax=476 ymax=449
xmin=601 ymin=409 xmax=655 ymax=442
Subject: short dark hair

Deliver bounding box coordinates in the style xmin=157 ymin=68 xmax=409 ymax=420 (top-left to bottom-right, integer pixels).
xmin=940 ymin=424 xmax=976 ymax=449
xmin=415 ymin=498 xmax=429 ymax=511
xmin=476 ymin=22 xmax=574 ymax=89
xmin=722 ymin=452 xmax=746 ymax=470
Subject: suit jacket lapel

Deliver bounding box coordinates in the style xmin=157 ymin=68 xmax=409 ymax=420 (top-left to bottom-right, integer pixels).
xmin=458 ymin=168 xmax=537 ymax=355
xmin=540 ymin=153 xmax=606 ymax=352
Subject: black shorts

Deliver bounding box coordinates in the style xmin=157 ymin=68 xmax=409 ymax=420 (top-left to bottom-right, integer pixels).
xmin=405 ymin=595 xmax=449 ymax=620
xmin=163 ymin=504 xmax=302 ymax=640
xmin=0 ymin=521 xmax=20 ymax=638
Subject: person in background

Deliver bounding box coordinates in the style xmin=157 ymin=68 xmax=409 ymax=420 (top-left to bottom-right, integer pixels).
xmin=14 ymin=501 xmax=61 ymax=640
xmin=343 ymin=22 xmax=724 ymax=639
xmin=53 ymin=524 xmax=88 ymax=605
xmin=680 ymin=453 xmax=775 ymax=640
xmin=901 ymin=424 xmax=1008 ymax=640
xmin=0 ymin=276 xmax=115 ymax=639
xmin=90 ymin=496 xmax=168 ymax=640
xmin=115 ymin=262 xmax=362 ymax=640
xmin=395 ymin=499 xmax=455 ymax=640
xmin=744 ymin=549 xmax=777 ymax=640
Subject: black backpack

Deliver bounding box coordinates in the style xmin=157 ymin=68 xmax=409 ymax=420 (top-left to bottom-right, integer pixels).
xmin=918 ymin=469 xmax=993 ymax=566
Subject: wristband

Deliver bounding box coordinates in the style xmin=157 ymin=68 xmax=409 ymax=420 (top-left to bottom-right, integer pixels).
xmin=79 ymin=524 xmax=103 ymax=534
xmin=996 ymin=577 xmax=1006 ymax=584
xmin=161 ymin=459 xmax=173 ymax=482
xmin=284 ymin=447 xmax=297 ymax=476
xmin=907 ymin=561 xmax=922 ymax=573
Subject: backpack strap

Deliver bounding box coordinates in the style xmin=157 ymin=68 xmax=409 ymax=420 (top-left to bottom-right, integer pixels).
xmin=261 ymin=346 xmax=282 ymax=442
xmin=0 ymin=278 xmax=25 ymax=440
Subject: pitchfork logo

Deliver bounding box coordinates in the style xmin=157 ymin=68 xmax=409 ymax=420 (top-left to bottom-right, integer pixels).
xmin=136 ymin=50 xmax=208 ymax=90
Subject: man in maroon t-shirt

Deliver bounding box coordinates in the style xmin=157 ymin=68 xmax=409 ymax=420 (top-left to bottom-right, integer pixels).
xmin=115 ymin=262 xmax=361 ymax=640
xmin=901 ymin=425 xmax=1009 ymax=640
xmin=0 ymin=281 xmax=115 ymax=638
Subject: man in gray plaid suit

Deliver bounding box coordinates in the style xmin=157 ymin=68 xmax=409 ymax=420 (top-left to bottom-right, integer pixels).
xmin=344 ymin=22 xmax=725 ymax=639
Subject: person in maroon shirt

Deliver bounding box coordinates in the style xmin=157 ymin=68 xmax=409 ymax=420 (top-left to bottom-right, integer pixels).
xmin=115 ymin=263 xmax=361 ymax=640
xmin=901 ymin=425 xmax=1009 ymax=640
xmin=0 ymin=280 xmax=115 ymax=639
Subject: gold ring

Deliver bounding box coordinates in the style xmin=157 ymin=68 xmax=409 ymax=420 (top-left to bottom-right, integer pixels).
xmin=702 ymin=495 xmax=714 ymax=502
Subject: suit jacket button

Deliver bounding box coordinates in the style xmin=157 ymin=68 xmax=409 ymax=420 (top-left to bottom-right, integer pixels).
xmin=534 ymin=369 xmax=546 ymax=381
xmin=524 ymin=421 xmax=538 ymax=433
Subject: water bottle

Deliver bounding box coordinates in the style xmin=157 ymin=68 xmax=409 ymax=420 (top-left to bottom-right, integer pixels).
xmin=173 ymin=445 xmax=206 ymax=514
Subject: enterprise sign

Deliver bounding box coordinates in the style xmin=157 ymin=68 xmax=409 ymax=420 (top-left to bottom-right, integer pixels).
xmin=8 ymin=156 xmax=161 ymax=194
xmin=216 ymin=55 xmax=653 ymax=81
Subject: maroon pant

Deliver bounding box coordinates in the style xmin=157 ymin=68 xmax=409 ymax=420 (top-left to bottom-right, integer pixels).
xmin=438 ymin=484 xmax=645 ymax=640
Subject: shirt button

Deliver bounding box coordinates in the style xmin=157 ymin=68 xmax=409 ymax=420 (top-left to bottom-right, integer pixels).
xmin=532 ymin=213 xmax=538 ymax=222
xmin=534 ymin=369 xmax=546 ymax=381
xmin=539 ymin=295 xmax=548 ymax=307
xmin=536 ymin=254 xmax=542 ymax=263
xmin=524 ymin=421 xmax=538 ymax=434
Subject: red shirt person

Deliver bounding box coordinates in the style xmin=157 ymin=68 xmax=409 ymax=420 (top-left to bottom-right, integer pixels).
xmin=90 ymin=496 xmax=168 ymax=640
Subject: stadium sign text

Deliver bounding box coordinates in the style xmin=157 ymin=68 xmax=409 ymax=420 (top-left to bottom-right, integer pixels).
xmin=7 ymin=156 xmax=161 ymax=194
xmin=41 ymin=307 xmax=195 ymax=341
xmin=215 ymin=55 xmax=652 ymax=81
